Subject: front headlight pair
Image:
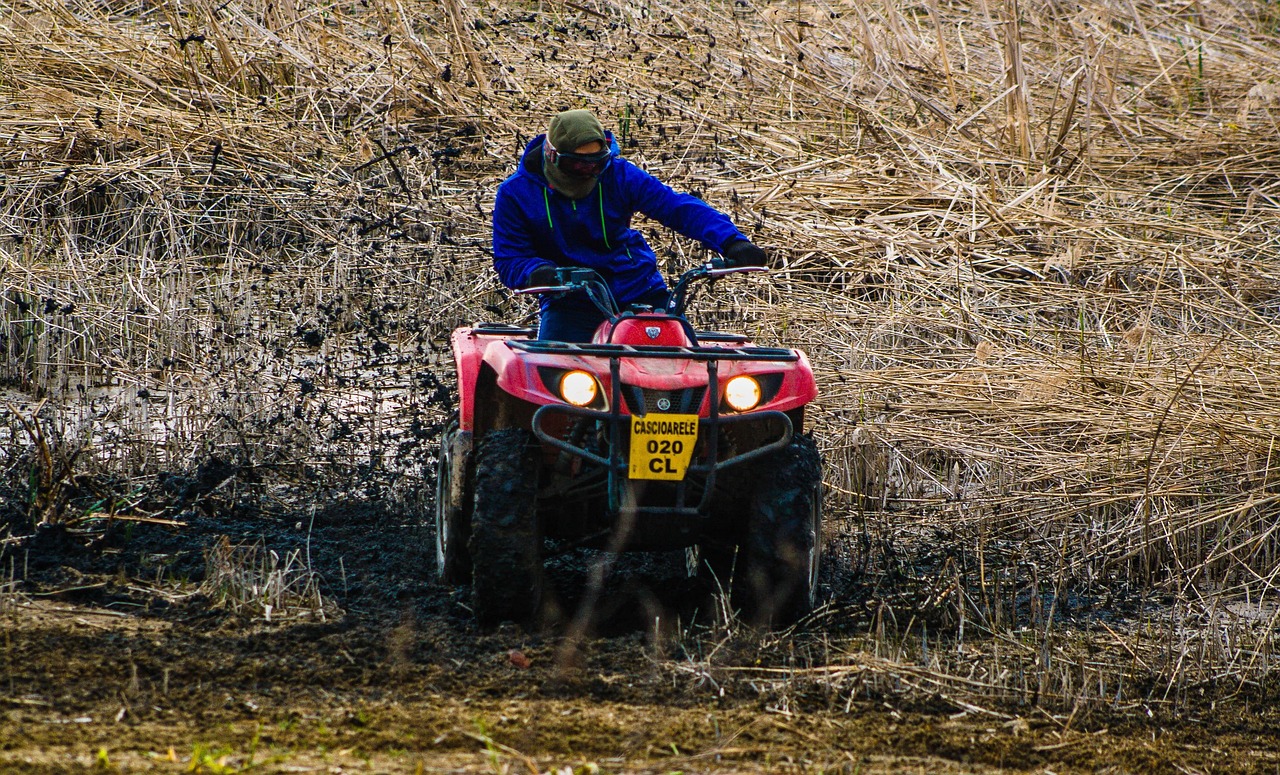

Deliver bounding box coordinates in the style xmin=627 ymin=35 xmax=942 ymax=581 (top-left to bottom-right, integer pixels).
xmin=542 ymin=369 xmax=767 ymax=412
xmin=562 ymin=372 xmax=761 ymax=411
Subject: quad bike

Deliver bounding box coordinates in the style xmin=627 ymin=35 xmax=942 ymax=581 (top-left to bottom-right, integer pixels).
xmin=435 ymin=259 xmax=822 ymax=628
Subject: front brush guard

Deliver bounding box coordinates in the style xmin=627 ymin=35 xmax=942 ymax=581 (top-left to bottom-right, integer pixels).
xmin=527 ymin=353 xmax=794 ymax=517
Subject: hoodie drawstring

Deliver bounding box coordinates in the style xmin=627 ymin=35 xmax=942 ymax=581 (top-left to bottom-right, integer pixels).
xmin=598 ymin=186 xmax=611 ymax=250
xmin=544 ymin=185 xmax=627 ymax=257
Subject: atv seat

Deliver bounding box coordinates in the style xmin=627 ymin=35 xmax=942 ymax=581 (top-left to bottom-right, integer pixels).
xmin=473 ymin=322 xmax=535 ymax=337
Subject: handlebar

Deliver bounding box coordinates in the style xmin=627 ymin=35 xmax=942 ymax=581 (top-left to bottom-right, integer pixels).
xmin=516 ymin=267 xmax=620 ymax=317
xmin=516 ymin=260 xmax=766 ymax=319
xmin=666 ymin=260 xmax=766 ymax=316
xmin=518 ymin=284 xmax=576 ymax=294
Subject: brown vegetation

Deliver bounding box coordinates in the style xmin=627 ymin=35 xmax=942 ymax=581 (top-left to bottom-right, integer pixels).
xmin=3 ymin=0 xmax=1280 ymax=769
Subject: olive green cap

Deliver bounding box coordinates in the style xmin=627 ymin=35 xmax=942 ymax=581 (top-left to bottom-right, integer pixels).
xmin=548 ymin=109 xmax=607 ymax=152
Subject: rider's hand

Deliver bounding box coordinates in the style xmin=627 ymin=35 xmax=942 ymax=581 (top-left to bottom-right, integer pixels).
xmin=722 ymin=239 xmax=768 ymax=268
xmin=527 ymin=265 xmax=559 ymax=287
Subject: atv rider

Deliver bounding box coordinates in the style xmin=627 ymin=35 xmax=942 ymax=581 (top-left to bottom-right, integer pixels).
xmin=492 ymin=109 xmax=767 ymax=342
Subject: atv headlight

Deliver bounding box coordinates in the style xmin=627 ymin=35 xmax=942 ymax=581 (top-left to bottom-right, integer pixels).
xmin=560 ymin=370 xmax=599 ymax=407
xmin=724 ymin=375 xmax=762 ymax=411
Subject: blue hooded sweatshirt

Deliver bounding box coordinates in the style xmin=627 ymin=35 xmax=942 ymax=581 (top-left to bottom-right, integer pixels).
xmin=492 ymin=133 xmax=747 ymax=309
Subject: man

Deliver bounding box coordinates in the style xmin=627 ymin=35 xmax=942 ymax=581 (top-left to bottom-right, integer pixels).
xmin=492 ymin=109 xmax=767 ymax=342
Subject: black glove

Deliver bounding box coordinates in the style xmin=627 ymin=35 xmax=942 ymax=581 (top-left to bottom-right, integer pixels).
xmin=722 ymin=239 xmax=768 ymax=268
xmin=527 ymin=265 xmax=560 ymax=287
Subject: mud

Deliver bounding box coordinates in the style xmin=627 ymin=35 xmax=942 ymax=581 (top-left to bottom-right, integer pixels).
xmin=2 ymin=483 xmax=1279 ymax=774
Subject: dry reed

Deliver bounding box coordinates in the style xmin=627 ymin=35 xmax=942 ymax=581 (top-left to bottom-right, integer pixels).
xmin=2 ymin=0 xmax=1280 ymax=710
xmin=202 ymin=535 xmax=338 ymax=621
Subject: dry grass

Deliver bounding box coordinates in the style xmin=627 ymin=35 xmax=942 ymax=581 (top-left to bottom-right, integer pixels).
xmin=3 ymin=0 xmax=1280 ymax=710
xmin=202 ymin=534 xmax=339 ymax=621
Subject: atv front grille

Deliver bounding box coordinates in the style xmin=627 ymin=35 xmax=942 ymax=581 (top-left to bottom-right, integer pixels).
xmin=623 ymin=386 xmax=707 ymax=416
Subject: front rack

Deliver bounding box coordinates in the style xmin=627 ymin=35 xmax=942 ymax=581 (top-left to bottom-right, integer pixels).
xmin=509 ymin=339 xmax=799 ymax=363
xmin=528 ymin=349 xmax=794 ymax=518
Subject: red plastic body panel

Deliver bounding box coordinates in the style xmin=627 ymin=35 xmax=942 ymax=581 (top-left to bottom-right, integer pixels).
xmin=451 ymin=327 xmax=537 ymax=431
xmin=596 ymin=315 xmax=693 ymax=347
xmin=452 ymin=312 xmax=817 ymax=432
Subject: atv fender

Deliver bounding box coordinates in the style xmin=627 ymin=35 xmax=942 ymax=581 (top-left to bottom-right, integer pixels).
xmin=451 ymin=328 xmax=488 ymax=432
xmin=484 ymin=340 xmax=563 ymax=408
xmin=452 ymin=327 xmax=542 ymax=432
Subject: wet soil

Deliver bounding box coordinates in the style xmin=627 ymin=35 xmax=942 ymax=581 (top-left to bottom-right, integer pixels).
xmin=2 ymin=489 xmax=1279 ymax=774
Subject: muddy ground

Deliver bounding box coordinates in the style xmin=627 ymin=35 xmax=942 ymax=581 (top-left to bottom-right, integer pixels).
xmin=2 ymin=480 xmax=1279 ymax=774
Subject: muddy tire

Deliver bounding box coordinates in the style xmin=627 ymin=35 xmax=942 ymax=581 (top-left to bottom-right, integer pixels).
xmin=468 ymin=428 xmax=543 ymax=627
xmin=434 ymin=413 xmax=471 ymax=584
xmin=739 ymin=434 xmax=823 ymax=628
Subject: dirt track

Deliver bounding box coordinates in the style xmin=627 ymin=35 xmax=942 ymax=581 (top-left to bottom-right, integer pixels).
xmin=2 ymin=496 xmax=1278 ymax=774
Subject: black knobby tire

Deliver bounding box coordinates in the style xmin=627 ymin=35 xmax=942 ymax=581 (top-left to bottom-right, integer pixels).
xmin=468 ymin=428 xmax=543 ymax=627
xmin=435 ymin=413 xmax=471 ymax=584
xmin=693 ymin=461 xmax=756 ymax=589
xmin=740 ymin=434 xmax=824 ymax=627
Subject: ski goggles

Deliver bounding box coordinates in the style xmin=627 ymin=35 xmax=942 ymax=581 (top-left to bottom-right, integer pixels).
xmin=547 ymin=144 xmax=613 ymax=177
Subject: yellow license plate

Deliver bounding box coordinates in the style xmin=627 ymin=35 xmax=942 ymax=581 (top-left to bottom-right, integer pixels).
xmin=629 ymin=414 xmax=699 ymax=480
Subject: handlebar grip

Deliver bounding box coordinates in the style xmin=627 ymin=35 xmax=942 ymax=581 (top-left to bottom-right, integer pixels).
xmin=516 ymin=284 xmax=574 ymax=295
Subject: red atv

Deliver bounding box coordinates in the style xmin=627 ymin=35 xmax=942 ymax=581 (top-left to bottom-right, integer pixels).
xmin=435 ymin=260 xmax=822 ymax=627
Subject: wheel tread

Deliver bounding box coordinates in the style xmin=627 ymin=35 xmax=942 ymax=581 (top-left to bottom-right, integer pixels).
xmin=469 ymin=428 xmax=543 ymax=627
